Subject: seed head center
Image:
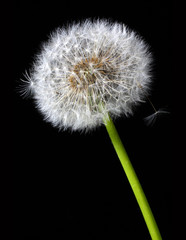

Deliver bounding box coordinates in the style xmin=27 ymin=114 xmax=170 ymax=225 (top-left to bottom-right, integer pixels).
xmin=69 ymin=57 xmax=104 ymax=90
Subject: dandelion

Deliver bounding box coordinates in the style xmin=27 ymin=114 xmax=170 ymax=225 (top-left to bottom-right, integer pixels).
xmin=21 ymin=19 xmax=162 ymax=239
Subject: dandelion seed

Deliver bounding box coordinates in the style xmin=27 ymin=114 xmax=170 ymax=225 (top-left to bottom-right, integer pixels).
xmin=19 ymin=71 xmax=34 ymax=98
xmin=144 ymin=109 xmax=170 ymax=127
xmin=136 ymin=80 xmax=170 ymax=126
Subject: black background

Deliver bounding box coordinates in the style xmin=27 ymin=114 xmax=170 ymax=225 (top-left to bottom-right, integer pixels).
xmin=10 ymin=0 xmax=173 ymax=239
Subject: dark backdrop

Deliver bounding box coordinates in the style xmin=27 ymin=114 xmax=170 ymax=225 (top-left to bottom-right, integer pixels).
xmin=10 ymin=0 xmax=172 ymax=239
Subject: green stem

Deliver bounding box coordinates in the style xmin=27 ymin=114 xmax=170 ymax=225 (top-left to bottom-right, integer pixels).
xmin=103 ymin=114 xmax=162 ymax=240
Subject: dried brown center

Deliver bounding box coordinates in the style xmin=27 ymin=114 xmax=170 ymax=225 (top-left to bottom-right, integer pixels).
xmin=69 ymin=57 xmax=105 ymax=90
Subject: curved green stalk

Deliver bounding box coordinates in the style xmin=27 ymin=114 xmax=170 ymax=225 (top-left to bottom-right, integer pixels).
xmin=103 ymin=114 xmax=162 ymax=240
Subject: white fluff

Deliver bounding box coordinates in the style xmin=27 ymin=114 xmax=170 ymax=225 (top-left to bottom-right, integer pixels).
xmin=22 ymin=19 xmax=152 ymax=131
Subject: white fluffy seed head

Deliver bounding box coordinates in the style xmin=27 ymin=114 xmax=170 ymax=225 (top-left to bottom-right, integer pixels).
xmin=22 ymin=19 xmax=152 ymax=131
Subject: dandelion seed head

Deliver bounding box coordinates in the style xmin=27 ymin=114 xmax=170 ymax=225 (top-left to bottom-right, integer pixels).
xmin=23 ymin=19 xmax=152 ymax=131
